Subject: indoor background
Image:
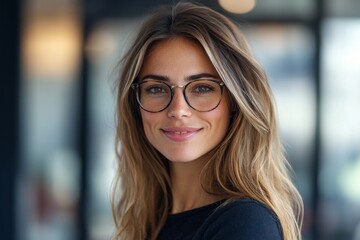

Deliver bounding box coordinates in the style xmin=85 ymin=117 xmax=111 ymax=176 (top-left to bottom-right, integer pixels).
xmin=1 ymin=0 xmax=360 ymax=239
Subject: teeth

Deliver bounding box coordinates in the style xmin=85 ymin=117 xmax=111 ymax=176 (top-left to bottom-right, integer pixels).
xmin=174 ymin=131 xmax=188 ymax=134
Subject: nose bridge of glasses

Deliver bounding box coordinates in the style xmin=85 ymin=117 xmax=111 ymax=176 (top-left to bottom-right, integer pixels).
xmin=169 ymin=84 xmax=186 ymax=101
xmin=170 ymin=84 xmax=188 ymax=99
xmin=167 ymin=83 xmax=192 ymax=111
xmin=170 ymin=84 xmax=187 ymax=90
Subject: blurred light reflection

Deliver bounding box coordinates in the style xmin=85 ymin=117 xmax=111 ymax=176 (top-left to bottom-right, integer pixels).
xmin=22 ymin=11 xmax=81 ymax=79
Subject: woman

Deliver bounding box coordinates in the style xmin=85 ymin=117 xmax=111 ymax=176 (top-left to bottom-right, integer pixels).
xmin=112 ymin=2 xmax=303 ymax=240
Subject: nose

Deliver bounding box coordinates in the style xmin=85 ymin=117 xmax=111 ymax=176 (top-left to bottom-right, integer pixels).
xmin=167 ymin=88 xmax=192 ymax=118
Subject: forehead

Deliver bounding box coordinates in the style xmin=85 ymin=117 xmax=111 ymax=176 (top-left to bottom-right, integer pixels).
xmin=146 ymin=36 xmax=202 ymax=56
xmin=139 ymin=37 xmax=219 ymax=81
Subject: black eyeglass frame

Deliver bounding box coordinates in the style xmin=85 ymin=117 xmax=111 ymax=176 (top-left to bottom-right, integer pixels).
xmin=131 ymin=79 xmax=225 ymax=113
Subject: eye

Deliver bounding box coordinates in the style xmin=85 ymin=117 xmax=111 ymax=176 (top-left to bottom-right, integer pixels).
xmin=190 ymin=83 xmax=216 ymax=94
xmin=195 ymin=85 xmax=214 ymax=93
xmin=146 ymin=86 xmax=166 ymax=94
xmin=142 ymin=82 xmax=169 ymax=95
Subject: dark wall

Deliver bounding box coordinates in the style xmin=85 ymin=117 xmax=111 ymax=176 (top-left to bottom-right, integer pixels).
xmin=0 ymin=0 xmax=20 ymax=240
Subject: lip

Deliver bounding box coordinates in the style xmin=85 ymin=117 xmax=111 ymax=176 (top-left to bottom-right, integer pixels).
xmin=161 ymin=127 xmax=202 ymax=142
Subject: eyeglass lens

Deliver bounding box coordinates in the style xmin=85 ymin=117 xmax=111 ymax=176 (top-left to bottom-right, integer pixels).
xmin=136 ymin=80 xmax=223 ymax=112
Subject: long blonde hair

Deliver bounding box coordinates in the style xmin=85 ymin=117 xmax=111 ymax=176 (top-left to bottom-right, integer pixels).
xmin=112 ymin=2 xmax=303 ymax=240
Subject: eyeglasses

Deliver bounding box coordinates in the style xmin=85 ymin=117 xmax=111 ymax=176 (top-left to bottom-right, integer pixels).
xmin=132 ymin=79 xmax=225 ymax=113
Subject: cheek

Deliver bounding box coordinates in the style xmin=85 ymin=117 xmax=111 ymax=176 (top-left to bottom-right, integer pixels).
xmin=216 ymin=96 xmax=231 ymax=127
xmin=140 ymin=110 xmax=159 ymax=141
xmin=215 ymin=112 xmax=230 ymax=136
xmin=140 ymin=110 xmax=151 ymax=131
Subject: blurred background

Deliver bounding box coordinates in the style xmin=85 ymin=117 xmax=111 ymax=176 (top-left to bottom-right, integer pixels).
xmin=1 ymin=0 xmax=359 ymax=239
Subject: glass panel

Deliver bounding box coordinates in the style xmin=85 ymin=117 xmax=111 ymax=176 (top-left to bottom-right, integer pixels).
xmin=86 ymin=19 xmax=141 ymax=239
xmin=17 ymin=0 xmax=81 ymax=239
xmin=18 ymin=38 xmax=80 ymax=240
xmin=319 ymin=19 xmax=360 ymax=240
xmin=325 ymin=0 xmax=360 ymax=17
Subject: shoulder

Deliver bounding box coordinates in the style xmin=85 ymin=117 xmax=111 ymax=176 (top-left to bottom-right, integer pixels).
xmin=195 ymin=198 xmax=283 ymax=240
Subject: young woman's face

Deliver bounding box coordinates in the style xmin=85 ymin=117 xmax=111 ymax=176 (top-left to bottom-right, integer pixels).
xmin=138 ymin=37 xmax=231 ymax=163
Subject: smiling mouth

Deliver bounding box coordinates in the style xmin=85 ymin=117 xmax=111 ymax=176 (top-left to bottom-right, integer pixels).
xmin=172 ymin=131 xmax=193 ymax=134
xmin=161 ymin=128 xmax=202 ymax=142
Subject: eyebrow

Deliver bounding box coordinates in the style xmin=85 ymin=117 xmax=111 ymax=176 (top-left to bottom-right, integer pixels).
xmin=141 ymin=74 xmax=169 ymax=82
xmin=140 ymin=73 xmax=219 ymax=82
xmin=186 ymin=73 xmax=219 ymax=81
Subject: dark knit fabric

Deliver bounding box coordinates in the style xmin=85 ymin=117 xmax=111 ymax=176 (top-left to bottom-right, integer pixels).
xmin=157 ymin=198 xmax=283 ymax=240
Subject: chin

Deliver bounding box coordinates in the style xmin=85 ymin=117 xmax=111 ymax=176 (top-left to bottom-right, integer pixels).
xmin=162 ymin=151 xmax=204 ymax=163
xmin=167 ymin=158 xmax=197 ymax=163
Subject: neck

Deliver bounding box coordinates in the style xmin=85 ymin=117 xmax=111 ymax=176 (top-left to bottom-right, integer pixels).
xmin=169 ymin=157 xmax=222 ymax=214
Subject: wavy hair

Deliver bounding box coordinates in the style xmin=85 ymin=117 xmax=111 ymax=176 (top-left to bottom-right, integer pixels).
xmin=112 ymin=2 xmax=303 ymax=240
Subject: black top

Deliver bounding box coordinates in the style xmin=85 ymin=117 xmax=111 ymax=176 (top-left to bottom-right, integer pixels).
xmin=157 ymin=199 xmax=283 ymax=240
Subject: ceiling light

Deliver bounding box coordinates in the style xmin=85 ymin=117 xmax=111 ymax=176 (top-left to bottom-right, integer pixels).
xmin=218 ymin=0 xmax=256 ymax=14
